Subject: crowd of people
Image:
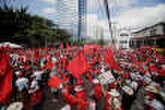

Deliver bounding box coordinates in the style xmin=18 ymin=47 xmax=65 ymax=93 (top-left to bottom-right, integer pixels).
xmin=0 ymin=44 xmax=165 ymax=110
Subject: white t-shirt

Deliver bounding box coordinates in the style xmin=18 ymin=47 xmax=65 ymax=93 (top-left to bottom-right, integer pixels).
xmin=29 ymin=80 xmax=39 ymax=93
xmin=16 ymin=77 xmax=29 ymax=91
xmin=30 ymin=80 xmax=38 ymax=89
xmin=34 ymin=71 xmax=44 ymax=80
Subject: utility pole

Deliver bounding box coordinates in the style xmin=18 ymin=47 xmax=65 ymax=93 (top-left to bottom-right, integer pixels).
xmin=103 ymin=0 xmax=116 ymax=49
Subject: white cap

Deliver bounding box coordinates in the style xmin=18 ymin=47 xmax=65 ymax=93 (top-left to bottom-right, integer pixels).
xmin=74 ymin=86 xmax=84 ymax=92
xmin=7 ymin=102 xmax=23 ymax=110
xmin=122 ymin=85 xmax=134 ymax=95
xmin=108 ymin=89 xmax=120 ymax=97
xmin=145 ymin=85 xmax=159 ymax=93
xmin=125 ymin=80 xmax=131 ymax=84
xmin=144 ymin=76 xmax=152 ymax=84
xmin=130 ymin=81 xmax=138 ymax=90
xmin=145 ymin=82 xmax=160 ymax=93
xmin=93 ymin=79 xmax=99 ymax=84
xmin=151 ymin=72 xmax=158 ymax=76
xmin=15 ymin=71 xmax=22 ymax=77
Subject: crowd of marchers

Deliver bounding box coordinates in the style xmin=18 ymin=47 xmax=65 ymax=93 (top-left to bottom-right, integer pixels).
xmin=0 ymin=44 xmax=165 ymax=110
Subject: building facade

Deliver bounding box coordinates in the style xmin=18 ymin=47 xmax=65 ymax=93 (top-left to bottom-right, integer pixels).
xmin=133 ymin=22 xmax=165 ymax=37
xmin=55 ymin=0 xmax=87 ymax=40
xmin=130 ymin=22 xmax=165 ymax=48
xmin=116 ymin=29 xmax=133 ymax=49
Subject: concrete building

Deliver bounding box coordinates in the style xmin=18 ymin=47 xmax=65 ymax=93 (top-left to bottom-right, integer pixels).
xmin=130 ymin=22 xmax=165 ymax=48
xmin=133 ymin=22 xmax=165 ymax=37
xmin=116 ymin=29 xmax=133 ymax=49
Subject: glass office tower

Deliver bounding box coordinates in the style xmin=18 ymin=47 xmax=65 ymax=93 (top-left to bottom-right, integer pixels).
xmin=55 ymin=0 xmax=87 ymax=40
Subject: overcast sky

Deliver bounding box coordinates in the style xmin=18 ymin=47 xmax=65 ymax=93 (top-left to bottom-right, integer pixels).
xmin=12 ymin=0 xmax=165 ymax=38
xmin=87 ymin=0 xmax=165 ymax=38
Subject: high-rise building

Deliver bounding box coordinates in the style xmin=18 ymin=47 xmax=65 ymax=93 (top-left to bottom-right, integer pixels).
xmin=55 ymin=0 xmax=87 ymax=40
xmin=78 ymin=0 xmax=87 ymax=40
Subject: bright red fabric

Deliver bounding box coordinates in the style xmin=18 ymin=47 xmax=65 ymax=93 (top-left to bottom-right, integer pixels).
xmin=105 ymin=48 xmax=120 ymax=71
xmin=32 ymin=90 xmax=42 ymax=105
xmin=48 ymin=76 xmax=63 ymax=88
xmin=0 ymin=52 xmax=12 ymax=104
xmin=67 ymin=52 xmax=88 ymax=79
xmin=159 ymin=69 xmax=165 ymax=77
xmin=94 ymin=84 xmax=102 ymax=102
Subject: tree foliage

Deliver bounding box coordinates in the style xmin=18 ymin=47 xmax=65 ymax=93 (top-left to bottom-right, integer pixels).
xmin=0 ymin=0 xmax=71 ymax=47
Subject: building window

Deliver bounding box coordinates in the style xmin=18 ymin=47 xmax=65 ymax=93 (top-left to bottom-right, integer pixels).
xmin=150 ymin=29 xmax=157 ymax=36
xmin=120 ymin=40 xmax=127 ymax=44
xmin=120 ymin=33 xmax=129 ymax=37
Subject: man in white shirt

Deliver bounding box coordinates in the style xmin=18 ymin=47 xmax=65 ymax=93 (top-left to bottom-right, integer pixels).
xmin=16 ymin=77 xmax=29 ymax=92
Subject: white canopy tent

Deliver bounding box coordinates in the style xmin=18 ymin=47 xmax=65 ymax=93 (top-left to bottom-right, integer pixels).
xmin=0 ymin=42 xmax=22 ymax=48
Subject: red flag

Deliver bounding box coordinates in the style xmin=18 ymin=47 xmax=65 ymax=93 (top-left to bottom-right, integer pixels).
xmin=159 ymin=69 xmax=165 ymax=77
xmin=0 ymin=52 xmax=12 ymax=104
xmin=25 ymin=50 xmax=30 ymax=62
xmin=0 ymin=53 xmax=9 ymax=77
xmin=66 ymin=42 xmax=69 ymax=49
xmin=63 ymin=91 xmax=77 ymax=105
xmin=34 ymin=50 xmax=39 ymax=62
xmin=83 ymin=44 xmax=100 ymax=55
xmin=47 ymin=60 xmax=54 ymax=70
xmin=105 ymin=48 xmax=120 ymax=71
xmin=83 ymin=45 xmax=94 ymax=55
xmin=71 ymin=43 xmax=73 ymax=48
xmin=148 ymin=65 xmax=159 ymax=73
xmin=129 ymin=53 xmax=136 ymax=63
xmin=67 ymin=52 xmax=88 ymax=79
xmin=48 ymin=76 xmax=63 ymax=89
xmin=60 ymin=43 xmax=64 ymax=49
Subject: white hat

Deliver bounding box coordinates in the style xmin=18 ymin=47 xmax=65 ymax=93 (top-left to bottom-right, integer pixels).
xmin=125 ymin=80 xmax=131 ymax=84
xmin=74 ymin=86 xmax=84 ymax=92
xmin=108 ymin=89 xmax=120 ymax=97
xmin=122 ymin=85 xmax=134 ymax=95
xmin=93 ymin=79 xmax=99 ymax=84
xmin=145 ymin=85 xmax=158 ymax=93
xmin=151 ymin=72 xmax=158 ymax=76
xmin=150 ymin=82 xmax=159 ymax=87
xmin=15 ymin=71 xmax=22 ymax=77
xmin=7 ymin=102 xmax=23 ymax=110
xmin=145 ymin=82 xmax=159 ymax=94
xmin=130 ymin=73 xmax=136 ymax=79
xmin=144 ymin=76 xmax=152 ymax=84
xmin=130 ymin=81 xmax=138 ymax=90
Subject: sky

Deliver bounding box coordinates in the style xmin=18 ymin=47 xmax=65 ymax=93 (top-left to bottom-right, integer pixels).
xmin=87 ymin=0 xmax=165 ymax=38
xmin=10 ymin=0 xmax=165 ymax=39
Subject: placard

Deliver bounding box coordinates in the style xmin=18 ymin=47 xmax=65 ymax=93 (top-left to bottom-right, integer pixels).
xmin=98 ymin=71 xmax=115 ymax=85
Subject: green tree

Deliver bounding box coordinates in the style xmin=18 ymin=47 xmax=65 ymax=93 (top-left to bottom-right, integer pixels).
xmin=0 ymin=0 xmax=71 ymax=47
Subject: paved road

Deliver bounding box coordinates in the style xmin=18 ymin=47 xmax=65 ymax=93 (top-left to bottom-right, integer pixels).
xmin=42 ymin=88 xmax=65 ymax=110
